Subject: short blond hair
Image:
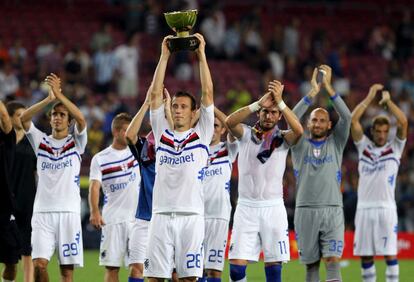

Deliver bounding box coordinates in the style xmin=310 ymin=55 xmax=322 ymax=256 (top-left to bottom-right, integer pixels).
xmin=111 ymin=113 xmax=132 ymax=131
xmin=372 ymin=115 xmax=390 ymax=129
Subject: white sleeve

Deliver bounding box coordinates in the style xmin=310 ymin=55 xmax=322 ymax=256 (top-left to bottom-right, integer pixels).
xmin=239 ymin=124 xmax=251 ymax=143
xmin=74 ymin=125 xmax=87 ymax=154
xmin=150 ymin=104 xmax=169 ymax=146
xmin=226 ymin=137 xmax=239 ymax=163
xmin=89 ymin=155 xmax=102 ymax=183
xmin=354 ymin=134 xmax=370 ymax=156
xmin=24 ymin=122 xmax=45 ymax=155
xmin=391 ymin=137 xmax=406 ymax=158
xmin=195 ymin=104 xmax=215 ymax=145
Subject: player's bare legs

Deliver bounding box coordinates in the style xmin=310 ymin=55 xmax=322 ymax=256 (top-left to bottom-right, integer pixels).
xmin=23 ymin=255 xmax=34 ymax=282
xmin=148 ymin=278 xmax=165 ymax=282
xmin=129 ymin=263 xmax=143 ymax=281
xmin=207 ymin=269 xmax=222 ymax=278
xmin=33 ymin=258 xmax=49 ymax=282
xmin=104 ymin=266 xmax=120 ymax=282
xmin=59 ymin=264 xmax=74 ymax=282
xmin=179 ymin=277 xmax=197 ymax=282
xmin=2 ymin=263 xmax=17 ymax=281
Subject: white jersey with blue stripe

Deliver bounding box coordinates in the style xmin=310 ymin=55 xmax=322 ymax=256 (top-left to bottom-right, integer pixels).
xmin=89 ymin=146 xmax=140 ymax=224
xmin=25 ymin=122 xmax=87 ymax=213
xmin=355 ymin=135 xmax=406 ymax=209
xmin=150 ymin=104 xmax=214 ymax=215
xmin=203 ymin=140 xmax=238 ymax=220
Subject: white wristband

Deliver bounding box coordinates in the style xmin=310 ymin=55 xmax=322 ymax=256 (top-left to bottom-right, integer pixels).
xmin=278 ymin=101 xmax=287 ymax=111
xmin=248 ymin=101 xmax=260 ymax=112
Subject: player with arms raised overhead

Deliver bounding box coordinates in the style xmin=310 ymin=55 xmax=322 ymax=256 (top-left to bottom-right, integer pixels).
xmin=225 ymin=80 xmax=303 ymax=282
xmin=291 ymin=65 xmax=351 ymax=282
xmin=351 ymin=84 xmax=408 ymax=282
xmin=20 ymin=74 xmax=87 ymax=282
xmin=144 ymin=33 xmax=214 ymax=282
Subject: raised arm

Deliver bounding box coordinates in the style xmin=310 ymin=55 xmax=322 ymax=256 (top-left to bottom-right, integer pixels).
xmin=292 ymin=67 xmax=320 ymax=119
xmin=225 ymin=92 xmax=275 ymax=139
xmin=380 ymin=90 xmax=408 ymax=140
xmin=20 ymin=87 xmax=56 ymax=131
xmin=320 ymin=64 xmax=351 ymax=142
xmin=268 ymin=80 xmax=304 ymax=145
xmin=46 ymin=73 xmax=86 ymax=132
xmin=194 ymin=33 xmax=213 ymax=107
xmin=126 ymin=87 xmax=151 ymax=145
xmin=214 ymin=107 xmax=236 ymax=142
xmin=150 ymin=36 xmax=172 ymax=110
xmin=88 ymin=180 xmax=105 ymax=229
xmin=0 ymin=100 xmax=12 ymax=134
xmin=164 ymin=88 xmax=174 ymax=129
xmin=351 ymin=84 xmax=383 ymax=142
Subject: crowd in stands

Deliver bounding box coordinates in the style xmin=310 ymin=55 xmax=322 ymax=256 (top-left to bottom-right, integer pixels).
xmin=1 ymin=0 xmax=414 ymax=233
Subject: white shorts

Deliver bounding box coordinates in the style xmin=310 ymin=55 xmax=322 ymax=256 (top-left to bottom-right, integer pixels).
xmin=229 ymin=204 xmax=290 ymax=263
xmin=144 ymin=213 xmax=204 ymax=279
xmin=354 ymin=207 xmax=398 ymax=256
xmin=129 ymin=218 xmax=150 ymax=264
xmin=100 ymin=219 xmax=148 ymax=267
xmin=204 ymin=218 xmax=229 ymax=271
xmin=31 ymin=212 xmax=83 ymax=267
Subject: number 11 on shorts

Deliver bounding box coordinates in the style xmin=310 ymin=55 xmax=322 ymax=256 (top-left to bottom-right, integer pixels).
xmin=278 ymin=241 xmax=287 ymax=254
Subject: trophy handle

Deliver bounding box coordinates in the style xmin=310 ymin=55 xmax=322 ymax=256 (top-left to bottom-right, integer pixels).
xmin=167 ymin=36 xmax=200 ymax=52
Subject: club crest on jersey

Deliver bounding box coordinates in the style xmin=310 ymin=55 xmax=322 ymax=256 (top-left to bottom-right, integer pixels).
xmin=54 ymin=148 xmax=61 ymax=157
xmin=121 ymin=163 xmax=128 ymax=171
xmin=313 ymin=148 xmax=321 ymax=157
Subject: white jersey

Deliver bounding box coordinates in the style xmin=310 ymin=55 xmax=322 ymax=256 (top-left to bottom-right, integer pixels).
xmin=150 ymin=104 xmax=214 ymax=215
xmin=355 ymin=135 xmax=406 ymax=209
xmin=25 ymin=122 xmax=87 ymax=213
xmin=203 ymin=140 xmax=238 ymax=220
xmin=237 ymin=124 xmax=289 ymax=207
xmin=90 ymin=146 xmax=140 ymax=224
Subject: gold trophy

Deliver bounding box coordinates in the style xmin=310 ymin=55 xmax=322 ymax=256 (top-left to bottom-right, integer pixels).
xmin=164 ymin=10 xmax=199 ymax=52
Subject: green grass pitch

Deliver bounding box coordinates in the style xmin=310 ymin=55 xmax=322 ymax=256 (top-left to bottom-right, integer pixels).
xmin=4 ymin=251 xmax=414 ymax=281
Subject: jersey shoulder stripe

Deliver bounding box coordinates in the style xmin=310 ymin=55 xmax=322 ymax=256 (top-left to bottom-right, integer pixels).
xmin=102 ymin=167 xmax=138 ymax=181
xmin=100 ymin=154 xmax=134 ymax=167
xmin=102 ymin=159 xmax=138 ymax=175
xmin=38 ymin=151 xmax=81 ymax=162
xmin=157 ymin=143 xmax=209 ymax=156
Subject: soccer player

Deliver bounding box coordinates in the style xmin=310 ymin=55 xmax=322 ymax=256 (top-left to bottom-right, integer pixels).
xmin=226 ymin=80 xmax=303 ymax=282
xmin=0 ymin=100 xmax=19 ymax=282
xmin=351 ymin=84 xmax=408 ymax=282
xmin=199 ymin=107 xmax=238 ymax=282
xmin=291 ymin=65 xmax=351 ymax=282
xmin=7 ymin=101 xmax=37 ymax=282
xmin=143 ymin=33 xmax=214 ymax=282
xmin=89 ymin=113 xmax=143 ymax=282
xmin=20 ymin=73 xmax=87 ymax=282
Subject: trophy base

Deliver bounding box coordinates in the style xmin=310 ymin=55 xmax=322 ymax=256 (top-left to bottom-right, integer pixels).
xmin=167 ymin=36 xmax=200 ymax=52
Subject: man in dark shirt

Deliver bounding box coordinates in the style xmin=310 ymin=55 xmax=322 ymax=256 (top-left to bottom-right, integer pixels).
xmin=0 ymin=99 xmax=20 ymax=282
xmin=7 ymin=101 xmax=37 ymax=282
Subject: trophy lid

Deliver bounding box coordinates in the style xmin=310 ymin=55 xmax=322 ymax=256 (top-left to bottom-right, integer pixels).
xmin=164 ymin=10 xmax=198 ymax=32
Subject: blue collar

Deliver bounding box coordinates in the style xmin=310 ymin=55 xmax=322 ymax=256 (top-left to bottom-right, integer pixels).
xmin=307 ymin=138 xmax=327 ymax=147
